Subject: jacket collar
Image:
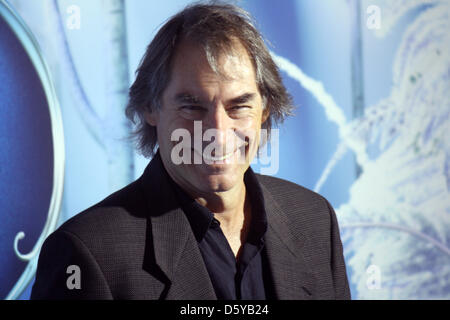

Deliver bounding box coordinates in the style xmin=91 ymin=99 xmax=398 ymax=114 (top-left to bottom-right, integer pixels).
xmin=259 ymin=183 xmax=316 ymax=299
xmin=139 ymin=152 xmax=314 ymax=299
xmin=139 ymin=151 xmax=217 ymax=299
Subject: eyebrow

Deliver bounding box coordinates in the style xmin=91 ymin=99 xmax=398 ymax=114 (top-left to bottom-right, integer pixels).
xmin=174 ymin=93 xmax=202 ymax=104
xmin=227 ymin=93 xmax=256 ymax=105
xmin=174 ymin=92 xmax=256 ymax=105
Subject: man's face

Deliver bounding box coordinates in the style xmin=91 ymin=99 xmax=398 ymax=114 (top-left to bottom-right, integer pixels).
xmin=146 ymin=39 xmax=266 ymax=196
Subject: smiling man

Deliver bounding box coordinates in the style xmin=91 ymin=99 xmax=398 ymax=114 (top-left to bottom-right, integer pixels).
xmin=31 ymin=3 xmax=350 ymax=300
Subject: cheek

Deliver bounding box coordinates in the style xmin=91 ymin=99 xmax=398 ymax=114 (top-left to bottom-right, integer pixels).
xmin=235 ymin=115 xmax=262 ymax=143
xmin=158 ymin=114 xmax=194 ymax=139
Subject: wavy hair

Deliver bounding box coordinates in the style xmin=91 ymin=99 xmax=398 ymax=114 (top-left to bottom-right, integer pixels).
xmin=125 ymin=2 xmax=294 ymax=157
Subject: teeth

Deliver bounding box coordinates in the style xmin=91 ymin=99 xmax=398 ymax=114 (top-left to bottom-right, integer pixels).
xmin=203 ymin=151 xmax=235 ymax=161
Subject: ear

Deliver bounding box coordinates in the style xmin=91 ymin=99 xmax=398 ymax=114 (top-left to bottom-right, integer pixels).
xmin=144 ymin=110 xmax=158 ymax=126
xmin=261 ymin=107 xmax=270 ymax=124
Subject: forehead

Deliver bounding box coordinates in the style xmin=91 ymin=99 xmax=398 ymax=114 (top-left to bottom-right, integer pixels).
xmin=167 ymin=38 xmax=258 ymax=91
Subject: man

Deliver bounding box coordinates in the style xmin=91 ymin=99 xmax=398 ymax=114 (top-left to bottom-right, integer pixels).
xmin=31 ymin=3 xmax=350 ymax=300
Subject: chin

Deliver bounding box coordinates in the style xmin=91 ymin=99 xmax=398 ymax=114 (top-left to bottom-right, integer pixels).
xmin=198 ymin=169 xmax=241 ymax=193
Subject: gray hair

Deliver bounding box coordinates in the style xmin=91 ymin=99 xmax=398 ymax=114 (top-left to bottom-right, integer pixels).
xmin=125 ymin=1 xmax=294 ymax=157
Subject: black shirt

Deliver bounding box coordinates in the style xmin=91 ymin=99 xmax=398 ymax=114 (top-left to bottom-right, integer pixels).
xmin=169 ymin=168 xmax=274 ymax=300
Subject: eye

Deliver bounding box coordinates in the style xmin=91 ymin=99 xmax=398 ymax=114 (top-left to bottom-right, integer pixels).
xmin=230 ymin=105 xmax=251 ymax=111
xmin=180 ymin=105 xmax=205 ymax=112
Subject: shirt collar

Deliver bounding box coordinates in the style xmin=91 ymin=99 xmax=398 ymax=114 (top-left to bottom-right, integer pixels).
xmin=171 ymin=181 xmax=214 ymax=242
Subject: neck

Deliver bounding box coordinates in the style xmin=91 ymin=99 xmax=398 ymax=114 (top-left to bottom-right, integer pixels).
xmin=195 ymin=180 xmax=247 ymax=229
xmin=163 ymin=160 xmax=252 ymax=257
xmin=160 ymin=152 xmax=249 ymax=232
xmin=196 ymin=181 xmax=252 ymax=257
xmin=171 ymin=175 xmax=248 ymax=232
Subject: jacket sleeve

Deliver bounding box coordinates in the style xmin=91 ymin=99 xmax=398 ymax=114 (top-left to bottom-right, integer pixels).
xmin=326 ymin=199 xmax=351 ymax=300
xmin=31 ymin=230 xmax=113 ymax=300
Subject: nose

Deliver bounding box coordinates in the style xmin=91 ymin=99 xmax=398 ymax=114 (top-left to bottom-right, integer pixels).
xmin=205 ymin=104 xmax=230 ymax=129
xmin=204 ymin=105 xmax=233 ymax=145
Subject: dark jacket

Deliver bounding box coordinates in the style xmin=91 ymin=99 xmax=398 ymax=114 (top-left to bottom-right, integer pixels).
xmin=31 ymin=153 xmax=351 ymax=300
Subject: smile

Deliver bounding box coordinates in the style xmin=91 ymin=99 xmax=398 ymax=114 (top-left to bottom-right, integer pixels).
xmin=191 ymin=147 xmax=244 ymax=163
xmin=202 ymin=150 xmax=237 ymax=162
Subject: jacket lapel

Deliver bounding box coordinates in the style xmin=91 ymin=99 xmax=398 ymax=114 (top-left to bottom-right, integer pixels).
xmin=140 ymin=153 xmax=216 ymax=299
xmin=260 ymin=184 xmax=316 ymax=300
xmin=139 ymin=152 xmax=315 ymax=300
xmin=150 ymin=206 xmax=217 ymax=299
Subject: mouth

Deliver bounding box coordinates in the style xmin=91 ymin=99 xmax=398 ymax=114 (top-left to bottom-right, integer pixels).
xmin=202 ymin=150 xmax=237 ymax=162
xmin=191 ymin=142 xmax=248 ymax=164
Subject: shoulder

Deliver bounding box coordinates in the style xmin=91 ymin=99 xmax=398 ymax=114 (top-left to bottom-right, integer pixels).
xmin=52 ymin=178 xmax=148 ymax=253
xmin=255 ymin=174 xmax=334 ymax=235
xmin=33 ymin=176 xmax=160 ymax=299
xmin=255 ymin=173 xmax=331 ymax=210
